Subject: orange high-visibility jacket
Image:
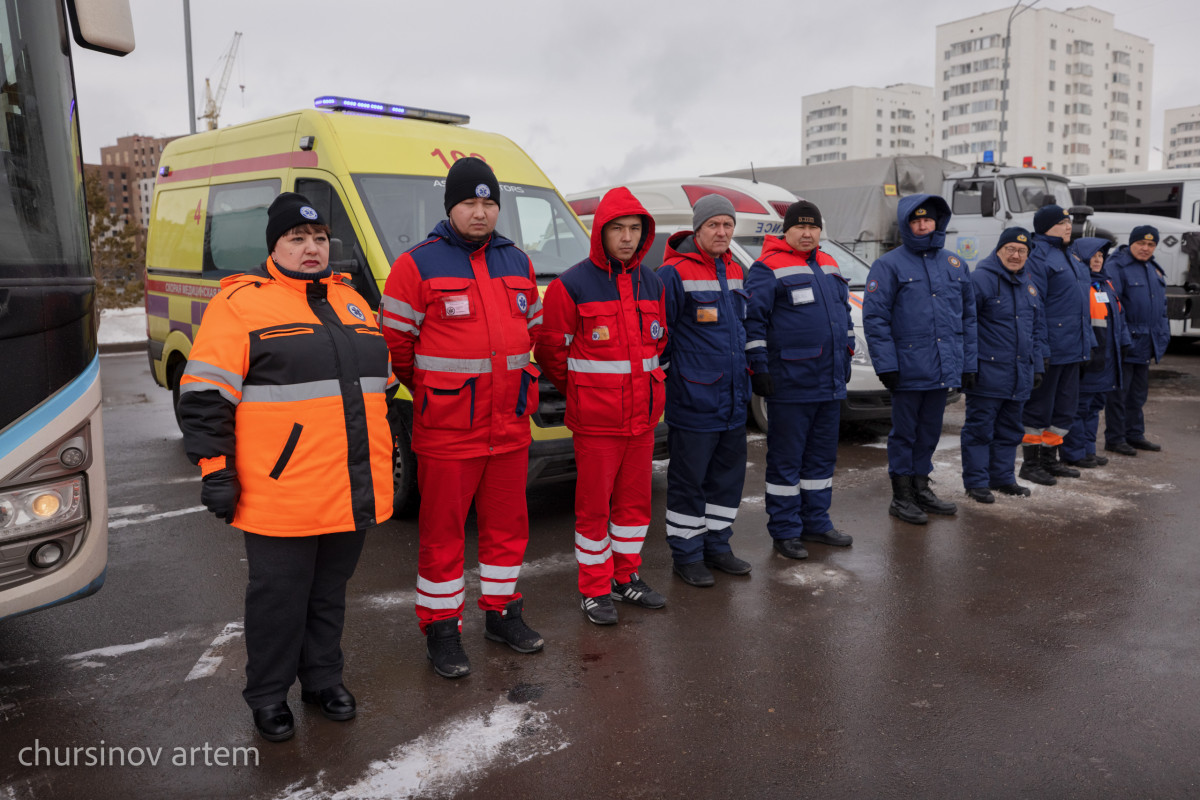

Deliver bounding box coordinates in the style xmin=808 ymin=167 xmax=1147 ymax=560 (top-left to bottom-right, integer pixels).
xmin=178 ymin=258 xmax=396 ymax=536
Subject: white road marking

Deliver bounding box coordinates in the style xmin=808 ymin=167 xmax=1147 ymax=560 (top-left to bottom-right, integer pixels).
xmin=108 ymin=505 xmax=207 ymax=529
xmin=109 ymin=504 xmax=155 ymax=517
xmin=185 ymin=621 xmax=244 ymax=681
xmin=275 ymin=695 xmax=568 ymax=800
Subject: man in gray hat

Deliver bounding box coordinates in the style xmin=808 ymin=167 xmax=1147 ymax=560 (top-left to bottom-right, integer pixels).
xmin=657 ymin=194 xmax=753 ymax=587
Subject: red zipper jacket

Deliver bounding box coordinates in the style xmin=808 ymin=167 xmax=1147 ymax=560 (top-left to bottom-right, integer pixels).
xmin=534 ymin=188 xmax=667 ymax=436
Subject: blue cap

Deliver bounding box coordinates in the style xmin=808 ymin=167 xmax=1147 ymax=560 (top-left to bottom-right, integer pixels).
xmin=1033 ymin=205 xmax=1070 ymax=235
xmin=996 ymin=227 xmax=1032 ymax=252
xmin=1129 ymin=225 xmax=1159 ymax=245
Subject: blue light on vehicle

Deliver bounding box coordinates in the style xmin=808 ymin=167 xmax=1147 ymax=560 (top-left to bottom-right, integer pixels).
xmin=313 ymin=96 xmax=470 ymax=126
xmin=983 ymin=150 xmax=995 ymax=164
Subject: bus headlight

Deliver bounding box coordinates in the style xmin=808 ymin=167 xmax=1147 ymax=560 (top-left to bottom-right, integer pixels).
xmin=0 ymin=477 xmax=86 ymax=543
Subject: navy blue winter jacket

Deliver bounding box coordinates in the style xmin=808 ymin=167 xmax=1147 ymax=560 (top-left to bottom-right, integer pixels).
xmin=967 ymin=253 xmax=1048 ymax=401
xmin=1105 ymin=245 xmax=1170 ymax=364
xmin=1025 ymin=232 xmax=1094 ymax=364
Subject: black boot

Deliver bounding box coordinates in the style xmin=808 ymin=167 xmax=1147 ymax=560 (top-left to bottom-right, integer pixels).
xmin=1018 ymin=445 xmax=1057 ymax=486
xmin=912 ymin=475 xmax=957 ymax=515
xmin=484 ymin=598 xmax=544 ymax=654
xmin=888 ymin=475 xmax=928 ymax=525
xmin=1042 ymin=445 xmax=1080 ymax=478
xmin=426 ymin=618 xmax=471 ymax=678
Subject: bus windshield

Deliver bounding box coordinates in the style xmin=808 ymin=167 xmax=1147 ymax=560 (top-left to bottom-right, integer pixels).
xmin=353 ymin=174 xmax=590 ymax=279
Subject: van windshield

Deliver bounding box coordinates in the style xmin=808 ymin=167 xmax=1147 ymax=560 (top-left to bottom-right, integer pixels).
xmin=354 ymin=174 xmax=590 ymax=278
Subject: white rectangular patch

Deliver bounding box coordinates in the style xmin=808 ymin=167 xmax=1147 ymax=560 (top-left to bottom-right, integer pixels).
xmin=443 ymin=295 xmax=471 ymax=317
xmin=791 ymin=287 xmax=815 ymax=305
xmin=1094 ymin=291 xmax=1108 ymax=303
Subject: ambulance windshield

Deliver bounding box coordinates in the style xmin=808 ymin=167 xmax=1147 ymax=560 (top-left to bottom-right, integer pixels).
xmin=354 ymin=175 xmax=590 ymax=278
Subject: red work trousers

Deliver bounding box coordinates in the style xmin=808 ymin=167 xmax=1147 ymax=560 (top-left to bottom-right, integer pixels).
xmin=572 ymin=430 xmax=654 ymax=597
xmin=414 ymin=448 xmax=529 ymax=632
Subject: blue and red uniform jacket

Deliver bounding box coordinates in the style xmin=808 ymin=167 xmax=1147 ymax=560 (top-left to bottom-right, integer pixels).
xmin=534 ymin=188 xmax=667 ymax=436
xmin=1105 ymin=244 xmax=1170 ymax=365
xmin=1026 ymin=232 xmax=1095 ymax=365
xmin=657 ymin=230 xmax=750 ymax=431
xmin=745 ymin=235 xmax=854 ymax=403
xmin=863 ymin=194 xmax=978 ymax=391
xmin=968 ymin=252 xmax=1048 ymax=401
xmin=380 ymin=219 xmax=542 ymax=460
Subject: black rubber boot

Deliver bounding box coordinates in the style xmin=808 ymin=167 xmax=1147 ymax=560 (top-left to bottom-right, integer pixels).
xmin=426 ymin=618 xmax=471 ymax=678
xmin=888 ymin=475 xmax=928 ymax=525
xmin=912 ymin=475 xmax=957 ymax=515
xmin=484 ymin=598 xmax=544 ymax=654
xmin=1042 ymin=445 xmax=1080 ymax=478
xmin=1018 ymin=445 xmax=1057 ymax=486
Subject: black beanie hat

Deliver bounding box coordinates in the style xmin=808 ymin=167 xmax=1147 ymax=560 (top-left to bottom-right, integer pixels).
xmin=783 ymin=200 xmax=823 ymax=232
xmin=266 ymin=192 xmax=326 ymax=251
xmin=444 ymin=157 xmax=501 ymax=214
xmin=907 ymin=203 xmax=936 ymax=223
xmin=1129 ymin=225 xmax=1159 ymax=245
xmin=1033 ymin=204 xmax=1070 ymax=235
xmin=996 ymin=226 xmax=1032 ymax=252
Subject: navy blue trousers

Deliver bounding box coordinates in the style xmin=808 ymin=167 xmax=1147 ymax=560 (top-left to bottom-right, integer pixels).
xmin=765 ymin=400 xmax=840 ymax=539
xmin=1022 ymin=362 xmax=1081 ymax=446
xmin=1105 ymin=361 xmax=1150 ymax=446
xmin=887 ymin=390 xmax=946 ymax=477
xmin=1063 ymin=390 xmax=1107 ymax=461
xmin=961 ymin=394 xmax=1024 ymax=489
xmin=664 ymin=425 xmax=747 ymax=565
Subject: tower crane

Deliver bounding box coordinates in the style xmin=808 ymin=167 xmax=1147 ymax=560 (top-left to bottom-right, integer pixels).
xmin=198 ymin=31 xmax=242 ymax=131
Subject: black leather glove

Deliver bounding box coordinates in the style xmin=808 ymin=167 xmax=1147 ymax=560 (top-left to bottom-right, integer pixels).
xmin=201 ymin=468 xmax=241 ymax=524
xmin=1033 ymin=373 xmax=1044 ymax=389
xmin=751 ymin=372 xmax=775 ymax=397
xmin=877 ymin=372 xmax=899 ymax=392
xmin=960 ymin=372 xmax=977 ymax=391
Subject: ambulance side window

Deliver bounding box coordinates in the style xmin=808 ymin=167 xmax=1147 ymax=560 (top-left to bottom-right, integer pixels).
xmin=204 ymin=180 xmax=279 ymax=272
xmin=294 ymin=178 xmax=378 ymax=307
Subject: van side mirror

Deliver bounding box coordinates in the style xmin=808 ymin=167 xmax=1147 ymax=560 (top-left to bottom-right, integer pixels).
xmin=980 ymin=181 xmax=995 ymax=218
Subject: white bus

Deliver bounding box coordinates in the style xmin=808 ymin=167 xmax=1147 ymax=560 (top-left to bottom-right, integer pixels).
xmin=1076 ymin=169 xmax=1200 ymax=226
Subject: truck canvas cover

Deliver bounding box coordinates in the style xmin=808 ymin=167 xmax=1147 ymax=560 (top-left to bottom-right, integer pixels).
xmin=715 ymin=156 xmax=963 ymax=247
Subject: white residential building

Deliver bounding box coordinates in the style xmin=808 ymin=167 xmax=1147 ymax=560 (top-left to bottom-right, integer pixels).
xmin=801 ymin=84 xmax=935 ymax=165
xmin=1164 ymin=105 xmax=1200 ymax=169
xmin=936 ymin=5 xmax=1152 ymax=176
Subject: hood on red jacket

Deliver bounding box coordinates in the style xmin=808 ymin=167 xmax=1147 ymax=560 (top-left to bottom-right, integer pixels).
xmin=588 ymin=187 xmax=655 ymax=273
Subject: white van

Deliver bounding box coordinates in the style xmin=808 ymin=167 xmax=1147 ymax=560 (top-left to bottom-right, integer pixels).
xmin=567 ymin=177 xmax=891 ymax=425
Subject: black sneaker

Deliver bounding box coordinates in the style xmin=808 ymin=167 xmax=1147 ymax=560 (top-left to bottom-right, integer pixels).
xmin=800 ymin=528 xmax=853 ymax=547
xmin=426 ymin=618 xmax=471 ymax=678
xmin=611 ymin=572 xmax=667 ymax=608
xmin=772 ymin=538 xmax=809 ymax=559
xmin=965 ymin=487 xmax=995 ymax=504
xmin=581 ymin=594 xmax=618 ymax=625
xmin=673 ymin=561 xmax=715 ymax=587
xmin=703 ymin=551 xmax=753 ymax=575
xmin=484 ymin=598 xmax=544 ymax=653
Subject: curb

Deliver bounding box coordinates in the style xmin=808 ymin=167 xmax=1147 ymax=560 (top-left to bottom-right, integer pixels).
xmin=99 ymin=341 xmax=146 ymax=355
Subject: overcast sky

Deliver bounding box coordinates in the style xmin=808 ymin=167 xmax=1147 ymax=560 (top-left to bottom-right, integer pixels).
xmin=72 ymin=0 xmax=1199 ymax=194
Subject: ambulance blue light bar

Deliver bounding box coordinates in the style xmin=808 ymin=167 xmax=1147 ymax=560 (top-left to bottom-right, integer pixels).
xmin=313 ymin=96 xmax=470 ymax=125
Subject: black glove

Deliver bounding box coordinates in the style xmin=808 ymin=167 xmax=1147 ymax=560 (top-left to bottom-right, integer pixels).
xmin=1033 ymin=373 xmax=1044 ymax=389
xmin=201 ymin=468 xmax=241 ymax=524
xmin=1120 ymin=345 xmax=1132 ymax=361
xmin=960 ymin=372 xmax=977 ymax=391
xmin=751 ymin=372 xmax=775 ymax=398
xmin=877 ymin=372 xmax=899 ymax=392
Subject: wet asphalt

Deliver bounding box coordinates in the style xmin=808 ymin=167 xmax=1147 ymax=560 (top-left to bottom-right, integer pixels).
xmin=1 ymin=347 xmax=1198 ymax=799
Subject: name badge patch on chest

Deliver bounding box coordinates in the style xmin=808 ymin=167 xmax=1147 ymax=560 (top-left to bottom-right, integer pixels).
xmin=443 ymin=295 xmax=470 ymax=317
xmin=696 ymin=306 xmax=719 ymax=323
xmin=592 ymin=325 xmax=610 ymax=341
xmin=1094 ymin=291 xmax=1109 ymax=303
xmin=791 ymin=287 xmax=815 ymax=305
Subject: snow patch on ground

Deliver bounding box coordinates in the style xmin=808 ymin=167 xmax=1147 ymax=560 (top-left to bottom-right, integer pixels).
xmin=99 ymin=307 xmax=146 ymax=344
xmin=775 ymin=563 xmax=852 ymax=595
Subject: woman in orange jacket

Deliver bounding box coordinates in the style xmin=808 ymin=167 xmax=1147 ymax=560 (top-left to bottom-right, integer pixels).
xmin=178 ymin=193 xmax=395 ymax=742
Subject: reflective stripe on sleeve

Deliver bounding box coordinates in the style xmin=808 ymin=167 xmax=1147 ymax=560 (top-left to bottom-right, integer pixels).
xmin=179 ymin=380 xmax=240 ymax=406
xmin=746 ymin=339 xmax=767 ymax=351
xmin=642 ymin=356 xmax=660 ymax=372
xmin=184 ymin=359 xmax=244 ymax=394
xmin=568 ymin=358 xmax=631 ymax=374
xmin=381 ymin=316 xmax=421 ymax=335
xmin=380 ymin=295 xmax=425 ymax=323
xmin=507 ymin=353 xmax=531 ymax=370
xmin=527 ymin=315 xmax=543 ymax=330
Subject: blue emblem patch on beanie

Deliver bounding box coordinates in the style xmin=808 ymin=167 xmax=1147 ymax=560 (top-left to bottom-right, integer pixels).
xmin=300 ymin=206 xmax=319 ymax=220
xmin=475 ymin=184 xmax=491 ymax=199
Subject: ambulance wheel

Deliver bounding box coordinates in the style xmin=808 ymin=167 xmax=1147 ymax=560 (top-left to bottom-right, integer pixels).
xmin=750 ymin=394 xmax=769 ymax=433
xmin=170 ymin=360 xmax=187 ymax=433
xmin=391 ymin=414 xmax=419 ymax=519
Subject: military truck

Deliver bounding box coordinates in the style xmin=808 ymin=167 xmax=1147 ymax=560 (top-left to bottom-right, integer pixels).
xmin=717 ymin=156 xmax=1200 ymax=339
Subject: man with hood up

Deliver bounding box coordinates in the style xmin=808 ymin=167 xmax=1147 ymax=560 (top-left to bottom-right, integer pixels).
xmin=959 ymin=227 xmax=1048 ymax=503
xmin=863 ymin=194 xmax=977 ymax=525
xmin=381 ymin=158 xmax=544 ymax=680
xmin=1062 ymin=236 xmax=1130 ymax=468
xmin=657 ymin=195 xmax=754 ymax=586
xmin=744 ymin=200 xmax=855 ymax=557
xmin=1019 ymin=205 xmax=1095 ymax=484
xmin=1103 ymin=225 xmax=1170 ymax=456
xmin=535 ymin=188 xmax=669 ymax=625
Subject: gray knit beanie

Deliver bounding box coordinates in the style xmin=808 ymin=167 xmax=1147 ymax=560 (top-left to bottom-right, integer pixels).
xmin=692 ymin=194 xmax=736 ymax=231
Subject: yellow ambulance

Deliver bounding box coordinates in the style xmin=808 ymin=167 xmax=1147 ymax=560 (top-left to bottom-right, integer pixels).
xmin=145 ymin=96 xmax=593 ymax=514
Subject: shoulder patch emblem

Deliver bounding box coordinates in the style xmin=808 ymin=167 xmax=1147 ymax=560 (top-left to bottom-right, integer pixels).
xmin=347 ymin=303 xmax=366 ymax=320
xmin=948 ymin=256 xmax=962 ymax=268
xmin=1027 ymin=284 xmax=1037 ymax=297
xmin=866 ymin=279 xmax=878 ymax=293
xmin=650 ymin=320 xmax=663 ymax=339
xmin=516 ymin=292 xmax=528 ymax=313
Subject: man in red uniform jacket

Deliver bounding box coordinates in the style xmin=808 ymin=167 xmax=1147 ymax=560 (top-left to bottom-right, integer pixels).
xmin=535 ymin=188 xmax=669 ymax=625
xmin=380 ymin=158 xmax=543 ymax=678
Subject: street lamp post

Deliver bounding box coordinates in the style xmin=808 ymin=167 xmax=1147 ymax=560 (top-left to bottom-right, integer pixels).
xmin=998 ymin=0 xmax=1041 ymax=164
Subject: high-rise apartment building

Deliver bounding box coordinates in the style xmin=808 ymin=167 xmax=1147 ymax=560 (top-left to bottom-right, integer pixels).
xmin=801 ymin=84 xmax=934 ymax=165
xmin=936 ymin=5 xmax=1151 ymax=176
xmin=98 ymin=134 xmax=182 ymax=227
xmin=1164 ymin=105 xmax=1200 ymax=169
